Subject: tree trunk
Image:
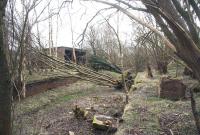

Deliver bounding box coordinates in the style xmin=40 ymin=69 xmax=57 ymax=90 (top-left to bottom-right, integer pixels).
xmin=190 ymin=90 xmax=200 ymax=134
xmin=157 ymin=61 xmax=168 ymax=74
xmin=91 ymin=45 xmax=97 ymax=56
xmin=0 ymin=0 xmax=12 ymax=134
xmin=18 ymin=55 xmax=26 ymax=98
xmin=16 ymin=44 xmax=26 ymax=99
xmin=147 ymin=63 xmax=153 ymax=78
xmin=72 ymin=47 xmax=77 ymax=64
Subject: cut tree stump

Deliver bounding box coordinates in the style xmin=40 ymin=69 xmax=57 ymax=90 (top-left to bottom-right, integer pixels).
xmin=73 ymin=105 xmax=88 ymax=119
xmin=158 ymin=77 xmax=186 ymax=100
xmin=92 ymin=115 xmax=117 ymax=132
xmin=69 ymin=131 xmax=75 ymax=135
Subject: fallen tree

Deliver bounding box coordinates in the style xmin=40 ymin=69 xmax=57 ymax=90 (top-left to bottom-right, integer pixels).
xmin=88 ymin=0 xmax=200 ymax=133
xmin=29 ymin=46 xmax=120 ymax=87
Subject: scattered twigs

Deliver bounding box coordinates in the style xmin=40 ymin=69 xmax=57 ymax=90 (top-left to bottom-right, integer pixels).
xmin=159 ymin=112 xmax=183 ymax=134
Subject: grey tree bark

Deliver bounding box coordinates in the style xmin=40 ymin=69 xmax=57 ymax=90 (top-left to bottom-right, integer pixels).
xmin=0 ymin=0 xmax=12 ymax=134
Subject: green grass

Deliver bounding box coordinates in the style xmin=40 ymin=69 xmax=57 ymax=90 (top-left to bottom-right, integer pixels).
xmin=25 ymin=70 xmax=79 ymax=83
xmin=13 ymin=81 xmax=99 ymax=134
xmin=15 ymin=81 xmax=96 ymax=116
xmin=60 ymin=91 xmax=83 ymax=101
xmin=59 ymin=87 xmax=95 ymax=102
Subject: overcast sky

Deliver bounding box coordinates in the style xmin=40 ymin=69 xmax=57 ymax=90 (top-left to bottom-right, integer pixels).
xmin=14 ymin=0 xmax=145 ymax=48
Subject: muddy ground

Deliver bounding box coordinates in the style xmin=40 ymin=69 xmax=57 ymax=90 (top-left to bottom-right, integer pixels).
xmin=13 ymin=81 xmax=125 ymax=135
xmin=13 ymin=67 xmax=200 ymax=135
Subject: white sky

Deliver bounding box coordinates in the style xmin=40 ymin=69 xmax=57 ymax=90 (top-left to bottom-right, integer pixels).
xmin=14 ymin=0 xmax=145 ymax=48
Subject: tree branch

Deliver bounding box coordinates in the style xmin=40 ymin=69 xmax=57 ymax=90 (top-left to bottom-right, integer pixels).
xmin=172 ymin=0 xmax=199 ymax=45
xmin=189 ymin=0 xmax=200 ymax=21
xmin=90 ymin=0 xmax=177 ymax=52
xmin=114 ymin=0 xmax=147 ymax=12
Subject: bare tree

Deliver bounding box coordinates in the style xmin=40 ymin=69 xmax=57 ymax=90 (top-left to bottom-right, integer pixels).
xmin=135 ymin=24 xmax=172 ymax=74
xmin=85 ymin=24 xmax=119 ymax=64
xmin=87 ymin=26 xmax=98 ymax=56
xmin=8 ymin=0 xmax=64 ymax=98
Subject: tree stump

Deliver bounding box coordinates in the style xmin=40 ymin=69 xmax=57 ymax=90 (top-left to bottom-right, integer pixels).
xmin=92 ymin=115 xmax=117 ymax=132
xmin=158 ymin=77 xmax=186 ymax=100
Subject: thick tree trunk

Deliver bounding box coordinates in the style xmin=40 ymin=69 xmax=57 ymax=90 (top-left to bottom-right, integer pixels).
xmin=0 ymin=0 xmax=12 ymax=134
xmin=190 ymin=90 xmax=200 ymax=134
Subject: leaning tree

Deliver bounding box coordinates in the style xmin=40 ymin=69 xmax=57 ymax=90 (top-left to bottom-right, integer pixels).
xmin=92 ymin=0 xmax=200 ymax=133
xmin=93 ymin=0 xmax=200 ymax=80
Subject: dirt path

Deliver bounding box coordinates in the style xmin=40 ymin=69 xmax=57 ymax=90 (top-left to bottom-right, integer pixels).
xmin=13 ymin=81 xmax=125 ymax=135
